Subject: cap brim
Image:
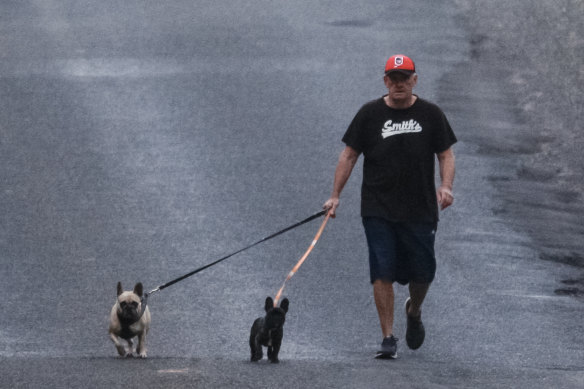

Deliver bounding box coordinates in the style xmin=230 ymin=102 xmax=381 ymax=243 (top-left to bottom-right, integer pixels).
xmin=385 ymin=69 xmax=414 ymax=76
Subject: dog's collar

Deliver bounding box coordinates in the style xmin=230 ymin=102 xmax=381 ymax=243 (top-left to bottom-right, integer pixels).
xmin=117 ymin=311 xmax=139 ymax=327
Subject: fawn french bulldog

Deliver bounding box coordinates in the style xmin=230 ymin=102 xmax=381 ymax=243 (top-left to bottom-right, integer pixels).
xmin=108 ymin=282 xmax=151 ymax=358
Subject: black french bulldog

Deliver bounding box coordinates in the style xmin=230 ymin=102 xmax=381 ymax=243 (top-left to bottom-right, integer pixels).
xmin=249 ymin=296 xmax=289 ymax=363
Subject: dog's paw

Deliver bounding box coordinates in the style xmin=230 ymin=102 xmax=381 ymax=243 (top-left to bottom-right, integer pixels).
xmin=269 ymin=358 xmax=280 ymax=364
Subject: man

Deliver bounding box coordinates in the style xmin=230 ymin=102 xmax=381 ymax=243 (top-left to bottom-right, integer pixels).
xmin=323 ymin=54 xmax=456 ymax=359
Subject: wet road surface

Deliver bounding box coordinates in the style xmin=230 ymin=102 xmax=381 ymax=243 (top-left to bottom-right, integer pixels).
xmin=1 ymin=0 xmax=583 ymax=388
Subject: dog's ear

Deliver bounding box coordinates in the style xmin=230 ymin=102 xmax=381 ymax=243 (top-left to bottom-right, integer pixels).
xmin=280 ymin=298 xmax=289 ymax=313
xmin=133 ymin=282 xmax=143 ymax=297
xmin=264 ymin=296 xmax=274 ymax=312
xmin=117 ymin=282 xmax=123 ymax=296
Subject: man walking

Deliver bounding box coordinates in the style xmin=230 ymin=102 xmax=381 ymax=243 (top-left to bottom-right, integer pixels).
xmin=323 ymin=54 xmax=456 ymax=359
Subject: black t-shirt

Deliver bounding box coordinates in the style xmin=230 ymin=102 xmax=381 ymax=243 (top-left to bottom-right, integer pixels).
xmin=342 ymin=96 xmax=457 ymax=223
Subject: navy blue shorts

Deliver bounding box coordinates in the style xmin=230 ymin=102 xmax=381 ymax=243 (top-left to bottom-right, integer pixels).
xmin=362 ymin=217 xmax=437 ymax=285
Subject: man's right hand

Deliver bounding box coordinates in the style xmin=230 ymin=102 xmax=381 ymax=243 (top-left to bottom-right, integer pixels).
xmin=323 ymin=197 xmax=339 ymax=218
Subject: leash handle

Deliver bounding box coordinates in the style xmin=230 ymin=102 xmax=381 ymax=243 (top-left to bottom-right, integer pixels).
xmin=274 ymin=212 xmax=330 ymax=306
xmin=147 ymin=210 xmax=328 ymax=295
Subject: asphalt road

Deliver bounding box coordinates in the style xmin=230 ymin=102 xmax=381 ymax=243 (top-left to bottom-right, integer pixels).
xmin=1 ymin=1 xmax=583 ymax=388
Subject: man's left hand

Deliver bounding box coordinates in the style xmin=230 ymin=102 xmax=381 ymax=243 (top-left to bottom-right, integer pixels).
xmin=437 ymin=186 xmax=454 ymax=210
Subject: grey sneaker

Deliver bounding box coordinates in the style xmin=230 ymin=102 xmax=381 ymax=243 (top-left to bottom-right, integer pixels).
xmin=405 ymin=298 xmax=425 ymax=350
xmin=375 ymin=335 xmax=398 ymax=359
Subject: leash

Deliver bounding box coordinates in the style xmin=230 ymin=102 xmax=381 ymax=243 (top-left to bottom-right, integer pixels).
xmin=144 ymin=210 xmax=328 ymax=300
xmin=273 ymin=211 xmax=330 ymax=306
xmin=139 ymin=293 xmax=149 ymax=319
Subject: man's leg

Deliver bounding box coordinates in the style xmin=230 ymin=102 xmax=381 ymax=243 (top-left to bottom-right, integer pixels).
xmin=373 ymin=279 xmax=399 ymax=358
xmin=407 ymin=282 xmax=430 ymax=317
xmin=373 ymin=279 xmax=395 ymax=337
xmin=405 ymin=282 xmax=429 ymax=350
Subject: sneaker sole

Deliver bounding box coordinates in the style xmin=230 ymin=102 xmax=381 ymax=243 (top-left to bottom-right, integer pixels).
xmin=375 ymin=351 xmax=397 ymax=359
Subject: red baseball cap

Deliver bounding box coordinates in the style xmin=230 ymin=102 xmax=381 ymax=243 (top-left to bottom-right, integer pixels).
xmin=384 ymin=54 xmax=415 ymax=75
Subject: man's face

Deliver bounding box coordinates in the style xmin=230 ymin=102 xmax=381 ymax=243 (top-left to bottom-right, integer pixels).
xmin=384 ymin=72 xmax=417 ymax=100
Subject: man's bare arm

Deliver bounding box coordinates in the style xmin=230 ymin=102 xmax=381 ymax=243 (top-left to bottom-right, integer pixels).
xmin=323 ymin=146 xmax=360 ymax=217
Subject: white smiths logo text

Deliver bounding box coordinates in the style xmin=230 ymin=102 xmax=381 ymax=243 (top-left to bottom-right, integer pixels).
xmin=381 ymin=119 xmax=422 ymax=138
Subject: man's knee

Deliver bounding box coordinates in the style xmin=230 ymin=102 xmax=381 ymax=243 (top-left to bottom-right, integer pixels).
xmin=373 ymin=279 xmax=393 ymax=286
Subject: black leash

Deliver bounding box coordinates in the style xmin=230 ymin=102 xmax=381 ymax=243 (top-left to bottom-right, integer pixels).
xmin=144 ymin=210 xmax=327 ymax=299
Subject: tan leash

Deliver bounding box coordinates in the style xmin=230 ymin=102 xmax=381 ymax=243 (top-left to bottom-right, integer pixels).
xmin=274 ymin=212 xmax=331 ymax=306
